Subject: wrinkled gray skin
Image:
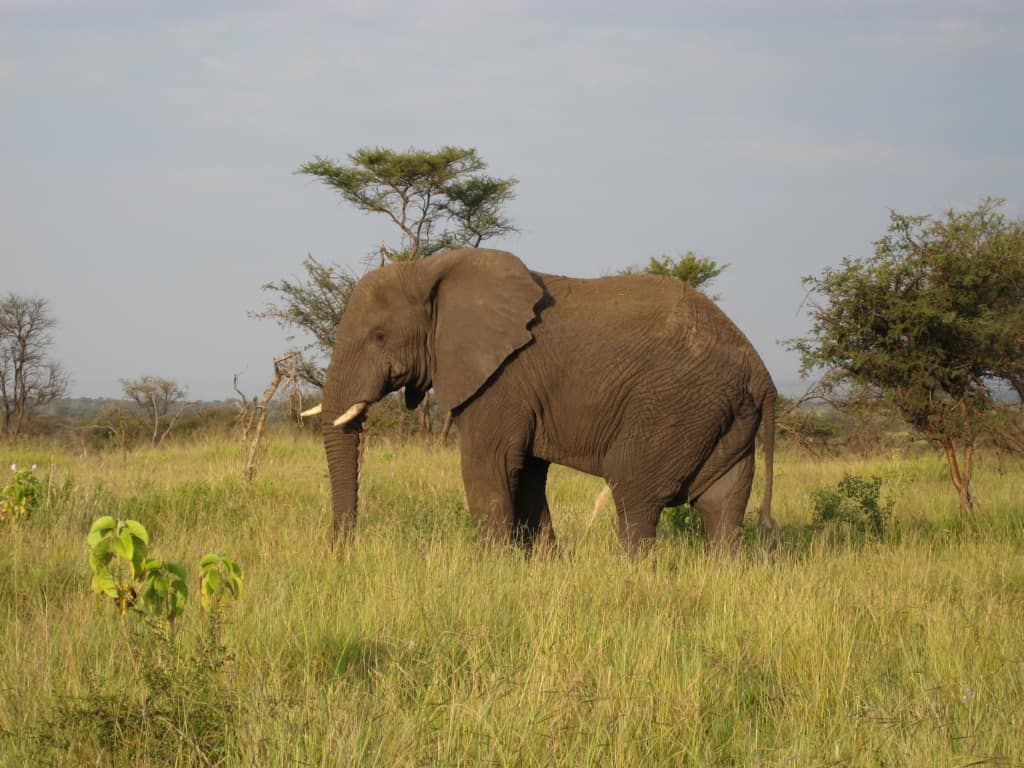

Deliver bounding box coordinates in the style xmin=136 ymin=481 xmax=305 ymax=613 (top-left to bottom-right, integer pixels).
xmin=321 ymin=248 xmax=776 ymax=554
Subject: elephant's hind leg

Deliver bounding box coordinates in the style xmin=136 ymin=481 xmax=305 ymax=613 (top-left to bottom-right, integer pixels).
xmin=513 ymin=457 xmax=556 ymax=553
xmin=692 ymin=451 xmax=755 ymax=550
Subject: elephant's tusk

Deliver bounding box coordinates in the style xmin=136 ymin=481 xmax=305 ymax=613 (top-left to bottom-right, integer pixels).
xmin=300 ymin=403 xmax=322 ymax=417
xmin=333 ymin=402 xmax=368 ymax=426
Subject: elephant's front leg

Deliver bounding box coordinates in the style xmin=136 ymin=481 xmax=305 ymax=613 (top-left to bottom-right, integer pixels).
xmin=458 ymin=435 xmax=526 ymax=546
xmin=460 ymin=458 xmax=520 ymax=546
xmin=513 ymin=457 xmax=556 ymax=553
xmin=456 ymin=409 xmax=536 ymax=548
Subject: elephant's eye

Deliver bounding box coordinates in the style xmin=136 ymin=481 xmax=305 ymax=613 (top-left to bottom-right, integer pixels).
xmin=373 ymin=330 xmax=386 ymax=345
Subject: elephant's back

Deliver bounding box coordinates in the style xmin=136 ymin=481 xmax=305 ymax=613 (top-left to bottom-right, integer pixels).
xmin=518 ymin=272 xmax=770 ymax=477
xmin=531 ymin=271 xmax=753 ymax=351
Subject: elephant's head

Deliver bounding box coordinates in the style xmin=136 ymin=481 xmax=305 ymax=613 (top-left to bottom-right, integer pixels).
xmin=320 ymin=248 xmax=544 ymax=543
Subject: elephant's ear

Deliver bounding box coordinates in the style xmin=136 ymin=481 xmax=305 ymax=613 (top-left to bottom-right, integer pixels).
xmin=415 ymin=249 xmax=543 ymax=412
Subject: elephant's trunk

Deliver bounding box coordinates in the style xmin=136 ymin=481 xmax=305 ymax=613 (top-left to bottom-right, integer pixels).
xmin=323 ymin=420 xmax=363 ymax=546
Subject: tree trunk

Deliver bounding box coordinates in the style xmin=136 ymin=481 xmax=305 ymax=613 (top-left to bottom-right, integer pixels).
xmin=942 ymin=438 xmax=976 ymax=515
xmin=150 ymin=392 xmax=160 ymax=447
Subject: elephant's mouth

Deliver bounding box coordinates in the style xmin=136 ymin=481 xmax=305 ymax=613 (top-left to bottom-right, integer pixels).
xmin=404 ymin=382 xmax=426 ymax=410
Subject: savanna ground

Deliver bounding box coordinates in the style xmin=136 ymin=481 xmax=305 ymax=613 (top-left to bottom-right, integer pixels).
xmin=1 ymin=433 xmax=1023 ymax=767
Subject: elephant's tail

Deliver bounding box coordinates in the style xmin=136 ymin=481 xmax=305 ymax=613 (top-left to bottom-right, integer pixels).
xmin=758 ymin=386 xmax=777 ymax=542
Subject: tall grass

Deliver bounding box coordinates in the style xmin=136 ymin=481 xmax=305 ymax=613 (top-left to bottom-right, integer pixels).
xmin=1 ymin=434 xmax=1022 ymax=766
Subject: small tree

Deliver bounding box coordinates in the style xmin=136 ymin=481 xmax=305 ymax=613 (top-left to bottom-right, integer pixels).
xmin=120 ymin=376 xmax=188 ymax=448
xmin=0 ymin=294 xmax=69 ymax=436
xmin=253 ymin=256 xmax=356 ymax=389
xmin=264 ymin=146 xmax=520 ymax=435
xmin=789 ymin=199 xmax=1024 ymax=515
xmin=622 ymin=252 xmax=728 ymax=299
xmin=234 ymin=353 xmax=302 ymax=481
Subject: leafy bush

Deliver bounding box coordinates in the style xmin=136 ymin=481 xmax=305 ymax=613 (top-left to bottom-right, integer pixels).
xmin=660 ymin=503 xmax=704 ymax=539
xmin=811 ymin=474 xmax=893 ymax=537
xmin=42 ymin=517 xmax=243 ymax=766
xmin=0 ymin=464 xmax=42 ymax=524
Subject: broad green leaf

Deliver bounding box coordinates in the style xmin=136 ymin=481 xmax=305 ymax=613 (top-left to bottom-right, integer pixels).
xmin=112 ymin=528 xmax=134 ymax=561
xmin=166 ymin=562 xmax=187 ymax=580
xmin=149 ymin=572 xmax=169 ymax=597
xmin=131 ymin=540 xmax=148 ymax=580
xmin=88 ymin=516 xmax=116 ymax=536
xmin=91 ymin=570 xmax=118 ymax=598
xmin=123 ymin=519 xmax=149 ymax=545
xmin=89 ymin=537 xmax=111 ymax=557
xmin=142 ymin=587 xmax=161 ymax=615
xmin=88 ymin=549 xmax=113 ymax=575
xmin=199 ymin=553 xmax=221 ymax=569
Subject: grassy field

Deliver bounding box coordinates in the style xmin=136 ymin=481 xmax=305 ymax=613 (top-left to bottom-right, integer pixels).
xmin=1 ymin=433 xmax=1023 ymax=766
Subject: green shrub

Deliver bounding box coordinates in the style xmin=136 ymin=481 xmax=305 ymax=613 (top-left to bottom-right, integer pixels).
xmin=660 ymin=503 xmax=704 ymax=539
xmin=41 ymin=517 xmax=244 ymax=766
xmin=0 ymin=464 xmax=42 ymax=524
xmin=811 ymin=473 xmax=893 ymax=537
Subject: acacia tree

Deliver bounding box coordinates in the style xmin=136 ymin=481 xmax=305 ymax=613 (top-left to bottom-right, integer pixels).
xmin=297 ymin=146 xmax=518 ymax=261
xmin=120 ymin=376 xmax=189 ymax=448
xmin=789 ymin=199 xmax=1024 ymax=515
xmin=0 ymin=294 xmax=69 ymax=436
xmin=264 ymin=146 xmax=519 ymax=434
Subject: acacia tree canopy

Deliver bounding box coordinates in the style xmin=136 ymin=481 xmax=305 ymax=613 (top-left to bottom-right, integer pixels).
xmin=297 ymin=146 xmax=518 ymax=261
xmin=789 ymin=199 xmax=1024 ymax=514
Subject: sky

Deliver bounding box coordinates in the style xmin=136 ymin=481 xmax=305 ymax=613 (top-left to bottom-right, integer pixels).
xmin=2 ymin=0 xmax=1022 ymax=400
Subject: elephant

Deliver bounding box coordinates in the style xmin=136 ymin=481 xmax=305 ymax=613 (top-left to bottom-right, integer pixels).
xmin=311 ymin=247 xmax=777 ymax=554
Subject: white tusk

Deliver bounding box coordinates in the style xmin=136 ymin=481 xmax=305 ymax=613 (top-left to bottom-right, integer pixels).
xmin=333 ymin=402 xmax=368 ymax=426
xmin=300 ymin=403 xmax=322 ymax=417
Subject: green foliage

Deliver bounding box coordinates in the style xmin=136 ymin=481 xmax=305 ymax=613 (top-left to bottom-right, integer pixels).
xmin=622 ymin=251 xmax=729 ymax=297
xmin=47 ymin=517 xmax=245 ymax=765
xmin=790 ymin=199 xmax=1024 ymax=512
xmin=811 ymin=474 xmax=894 ymax=536
xmin=199 ymin=553 xmax=243 ymax=612
xmin=659 ymin=503 xmax=704 ymax=539
xmin=298 ymin=145 xmax=518 ymax=261
xmin=792 ymin=200 xmax=1024 ymax=426
xmin=0 ymin=464 xmax=42 ymax=523
xmin=86 ymin=516 xmax=188 ymax=621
